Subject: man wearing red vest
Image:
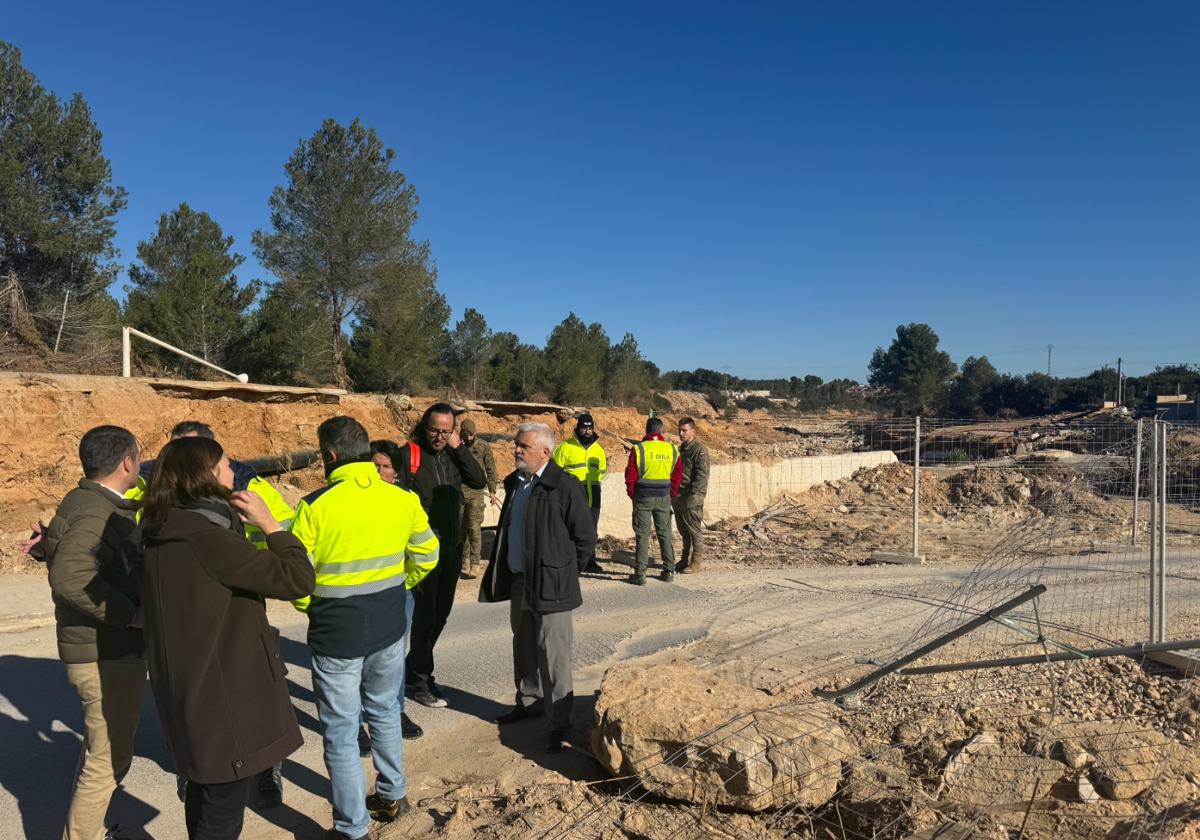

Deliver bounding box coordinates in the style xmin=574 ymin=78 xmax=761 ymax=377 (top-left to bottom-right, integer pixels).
xmin=623 ymin=417 xmax=683 ymax=586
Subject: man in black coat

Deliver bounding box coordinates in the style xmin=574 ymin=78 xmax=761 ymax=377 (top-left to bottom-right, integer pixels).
xmin=398 ymin=403 xmax=487 ymax=708
xmin=479 ymin=421 xmax=595 ymax=753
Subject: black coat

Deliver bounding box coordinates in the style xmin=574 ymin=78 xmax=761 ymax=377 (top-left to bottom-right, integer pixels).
xmin=479 ymin=461 xmax=595 ymax=613
xmin=137 ymin=507 xmax=316 ymax=784
xmin=397 ymin=440 xmax=486 ymax=549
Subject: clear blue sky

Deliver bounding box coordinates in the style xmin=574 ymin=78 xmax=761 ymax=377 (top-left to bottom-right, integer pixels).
xmin=6 ymin=2 xmax=1198 ymax=381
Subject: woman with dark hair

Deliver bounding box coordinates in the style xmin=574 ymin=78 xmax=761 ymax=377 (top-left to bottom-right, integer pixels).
xmin=136 ymin=436 xmax=315 ymax=839
xmin=367 ymin=439 xmax=423 ymax=741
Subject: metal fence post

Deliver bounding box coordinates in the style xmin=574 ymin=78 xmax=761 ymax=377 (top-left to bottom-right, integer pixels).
xmin=913 ymin=415 xmax=921 ymax=558
xmin=1131 ymin=418 xmax=1142 ymax=545
xmin=121 ymin=327 xmax=131 ymax=378
xmin=1159 ymin=422 xmax=1169 ymax=642
xmin=1150 ymin=420 xmax=1158 ymax=642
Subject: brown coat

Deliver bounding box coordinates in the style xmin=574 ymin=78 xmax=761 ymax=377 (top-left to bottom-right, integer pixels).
xmin=137 ymin=506 xmax=315 ymax=784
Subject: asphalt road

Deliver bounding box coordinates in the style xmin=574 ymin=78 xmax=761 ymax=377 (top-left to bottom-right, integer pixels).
xmin=4 ymin=547 xmax=1199 ymax=840
xmin=0 ymin=569 xmax=727 ymax=840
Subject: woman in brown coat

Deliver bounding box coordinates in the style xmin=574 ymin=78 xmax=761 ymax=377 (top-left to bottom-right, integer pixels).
xmin=136 ymin=436 xmax=315 ymax=839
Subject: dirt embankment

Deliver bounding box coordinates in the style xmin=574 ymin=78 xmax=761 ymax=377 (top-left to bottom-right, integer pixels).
xmin=0 ymin=373 xmax=799 ymax=573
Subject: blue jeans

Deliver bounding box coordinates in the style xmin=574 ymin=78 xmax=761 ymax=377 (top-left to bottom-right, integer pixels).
xmin=401 ymin=588 xmax=414 ymax=710
xmin=312 ymin=636 xmax=407 ymax=837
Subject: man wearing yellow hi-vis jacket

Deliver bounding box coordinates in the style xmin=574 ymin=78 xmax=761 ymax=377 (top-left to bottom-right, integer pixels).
xmin=623 ymin=417 xmax=682 ymax=586
xmin=290 ymin=416 xmax=439 ymax=837
xmin=552 ymin=413 xmax=606 ymax=573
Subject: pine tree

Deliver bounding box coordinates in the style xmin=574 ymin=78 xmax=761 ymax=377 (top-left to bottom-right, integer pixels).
xmin=124 ymin=203 xmax=258 ymax=372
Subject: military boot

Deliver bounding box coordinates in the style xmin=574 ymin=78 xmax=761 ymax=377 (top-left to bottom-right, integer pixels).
xmin=681 ymin=555 xmax=703 ymax=574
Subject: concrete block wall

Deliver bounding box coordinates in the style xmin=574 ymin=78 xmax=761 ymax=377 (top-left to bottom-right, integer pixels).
xmin=482 ymin=450 xmax=898 ymax=539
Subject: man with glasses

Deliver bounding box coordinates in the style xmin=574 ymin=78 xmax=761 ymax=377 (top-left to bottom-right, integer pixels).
xmin=396 ymin=403 xmax=486 ymax=708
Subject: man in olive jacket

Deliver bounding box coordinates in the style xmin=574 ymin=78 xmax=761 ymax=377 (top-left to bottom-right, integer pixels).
xmin=45 ymin=425 xmax=145 ymax=840
xmin=479 ymin=422 xmax=595 ymax=753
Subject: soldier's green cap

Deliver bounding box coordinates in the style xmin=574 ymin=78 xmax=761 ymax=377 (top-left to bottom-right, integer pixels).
xmin=460 ymin=418 xmax=477 ymax=434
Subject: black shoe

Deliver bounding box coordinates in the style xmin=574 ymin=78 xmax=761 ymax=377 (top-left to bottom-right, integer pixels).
xmin=584 ymin=559 xmax=604 ymax=573
xmin=547 ymin=730 xmax=570 ymax=754
xmin=256 ymin=765 xmax=283 ymax=808
xmin=627 ymin=574 xmax=646 ymax=586
xmin=409 ymin=687 xmax=447 ymax=708
xmin=495 ymin=705 xmax=543 ymax=725
xmin=357 ymin=725 xmax=371 ymax=756
xmin=326 ymin=830 xmax=367 ymax=840
xmin=366 ymin=792 xmax=411 ymax=822
xmin=460 ymin=569 xmax=478 ymax=580
xmin=429 ymin=679 xmax=447 ymax=700
xmin=659 ymin=570 xmax=674 ymax=582
xmin=402 ymin=712 xmax=423 ymax=740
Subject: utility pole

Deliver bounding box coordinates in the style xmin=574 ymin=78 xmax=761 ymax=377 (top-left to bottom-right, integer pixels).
xmin=1046 ymin=344 xmax=1054 ymax=377
xmin=1116 ymin=357 xmax=1123 ymax=405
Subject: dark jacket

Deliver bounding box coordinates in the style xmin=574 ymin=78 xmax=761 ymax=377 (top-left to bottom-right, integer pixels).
xmin=136 ymin=504 xmax=316 ymax=784
xmin=479 ymin=461 xmax=595 ymax=613
xmin=397 ymin=439 xmax=486 ymax=548
xmin=45 ymin=480 xmax=143 ymax=663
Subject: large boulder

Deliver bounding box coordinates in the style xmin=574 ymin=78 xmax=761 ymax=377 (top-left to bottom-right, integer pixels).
xmin=590 ymin=662 xmax=855 ymax=812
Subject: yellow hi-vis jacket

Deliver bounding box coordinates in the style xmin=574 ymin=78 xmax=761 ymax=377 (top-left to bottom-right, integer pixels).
xmin=127 ymin=471 xmax=294 ymax=548
xmin=288 ymin=461 xmax=439 ymax=613
xmin=634 ymin=438 xmax=679 ymax=496
xmin=552 ymin=436 xmax=607 ymax=506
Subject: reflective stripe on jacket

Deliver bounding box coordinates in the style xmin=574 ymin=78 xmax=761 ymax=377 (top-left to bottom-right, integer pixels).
xmin=289 ymin=460 xmax=439 ymax=658
xmin=552 ymin=437 xmax=607 ymax=506
xmin=632 ymin=438 xmax=679 ymax=497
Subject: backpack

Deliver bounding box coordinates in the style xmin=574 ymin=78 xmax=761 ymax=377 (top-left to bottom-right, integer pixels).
xmin=406 ymin=441 xmax=421 ymax=474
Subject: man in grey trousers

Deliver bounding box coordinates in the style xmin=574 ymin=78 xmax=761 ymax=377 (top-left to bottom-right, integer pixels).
xmin=479 ymin=422 xmax=596 ymax=753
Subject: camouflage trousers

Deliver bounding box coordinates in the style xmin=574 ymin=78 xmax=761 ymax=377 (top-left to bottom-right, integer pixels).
xmin=461 ymin=494 xmax=487 ymax=571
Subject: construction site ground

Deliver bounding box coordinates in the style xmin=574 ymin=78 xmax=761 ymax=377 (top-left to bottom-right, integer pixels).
xmin=3 ymin=374 xmax=1200 ymax=837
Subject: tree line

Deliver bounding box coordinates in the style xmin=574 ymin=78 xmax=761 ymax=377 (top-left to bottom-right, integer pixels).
xmin=2 ymin=42 xmax=1193 ymax=415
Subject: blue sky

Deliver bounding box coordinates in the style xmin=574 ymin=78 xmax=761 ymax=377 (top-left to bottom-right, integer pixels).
xmin=6 ymin=2 xmax=1198 ymax=380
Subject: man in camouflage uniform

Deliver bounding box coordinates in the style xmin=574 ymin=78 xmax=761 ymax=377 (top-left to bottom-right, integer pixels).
xmin=460 ymin=419 xmax=499 ymax=580
xmin=673 ymin=417 xmax=710 ymax=574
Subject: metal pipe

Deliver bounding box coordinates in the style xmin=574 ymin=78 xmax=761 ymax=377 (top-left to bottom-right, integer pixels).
xmin=1131 ymin=418 xmax=1142 ymax=545
xmin=239 ymin=449 xmax=321 ymax=477
xmin=813 ymin=584 xmax=1046 ymax=699
xmin=1160 ymin=422 xmax=1169 ymax=642
xmin=123 ymin=326 xmax=249 ymax=383
xmin=901 ymin=638 xmax=1200 ymax=676
xmin=1150 ymin=420 xmax=1159 ymax=642
xmin=913 ymin=415 xmax=921 ymax=557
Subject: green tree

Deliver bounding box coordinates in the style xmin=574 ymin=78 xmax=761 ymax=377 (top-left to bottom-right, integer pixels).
xmin=0 ymin=41 xmax=126 ymax=350
xmin=444 ymin=308 xmax=493 ymax=397
xmin=487 ymin=331 xmax=545 ymax=400
xmin=603 ymin=333 xmax=658 ymax=404
xmin=868 ymin=323 xmax=957 ymax=415
xmin=347 ymin=247 xmax=449 ymax=392
xmin=948 ymin=355 xmax=1000 ymax=417
xmin=253 ymin=118 xmax=427 ymax=389
xmin=543 ymin=313 xmax=609 ymax=404
xmin=124 ymin=204 xmax=258 ymax=371
xmin=229 ymin=280 xmax=330 ymax=386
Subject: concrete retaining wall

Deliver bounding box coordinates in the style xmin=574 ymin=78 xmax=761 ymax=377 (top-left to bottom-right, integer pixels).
xmin=482 ymin=450 xmax=897 ymax=539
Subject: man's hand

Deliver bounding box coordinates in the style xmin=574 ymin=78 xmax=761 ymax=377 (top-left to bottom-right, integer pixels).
xmin=18 ymin=524 xmax=46 ymax=555
xmin=231 ymin=492 xmax=283 ymax=536
xmin=448 ymin=429 xmax=462 ymax=449
xmin=488 ymin=492 xmax=500 ymax=507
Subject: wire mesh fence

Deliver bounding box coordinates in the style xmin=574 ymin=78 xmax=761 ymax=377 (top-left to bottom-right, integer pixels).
xmin=533 ymin=414 xmax=1200 ymax=839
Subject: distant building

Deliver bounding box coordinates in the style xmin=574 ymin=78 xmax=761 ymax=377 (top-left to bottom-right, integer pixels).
xmin=722 ymin=389 xmax=772 ymax=401
xmin=1138 ymin=394 xmax=1198 ymax=421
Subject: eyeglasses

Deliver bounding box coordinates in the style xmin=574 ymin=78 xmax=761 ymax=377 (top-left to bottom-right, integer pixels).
xmin=428 ymin=428 xmax=454 ymax=438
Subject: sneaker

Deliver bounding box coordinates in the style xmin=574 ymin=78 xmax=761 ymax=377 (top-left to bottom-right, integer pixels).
xmin=627 ymin=574 xmax=646 ymax=586
xmin=402 ymin=712 xmax=423 ymax=740
xmin=366 ymin=792 xmax=412 ymax=822
xmin=357 ymin=725 xmax=371 ymax=756
xmin=256 ymin=765 xmax=283 ymax=808
xmin=659 ymin=571 xmax=674 ymax=582
xmin=409 ymin=687 xmax=447 ymax=708
xmin=429 ymin=679 xmax=448 ymax=701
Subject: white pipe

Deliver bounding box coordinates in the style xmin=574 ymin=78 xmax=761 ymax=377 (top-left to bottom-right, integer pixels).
xmin=123 ymin=326 xmax=249 ymax=383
